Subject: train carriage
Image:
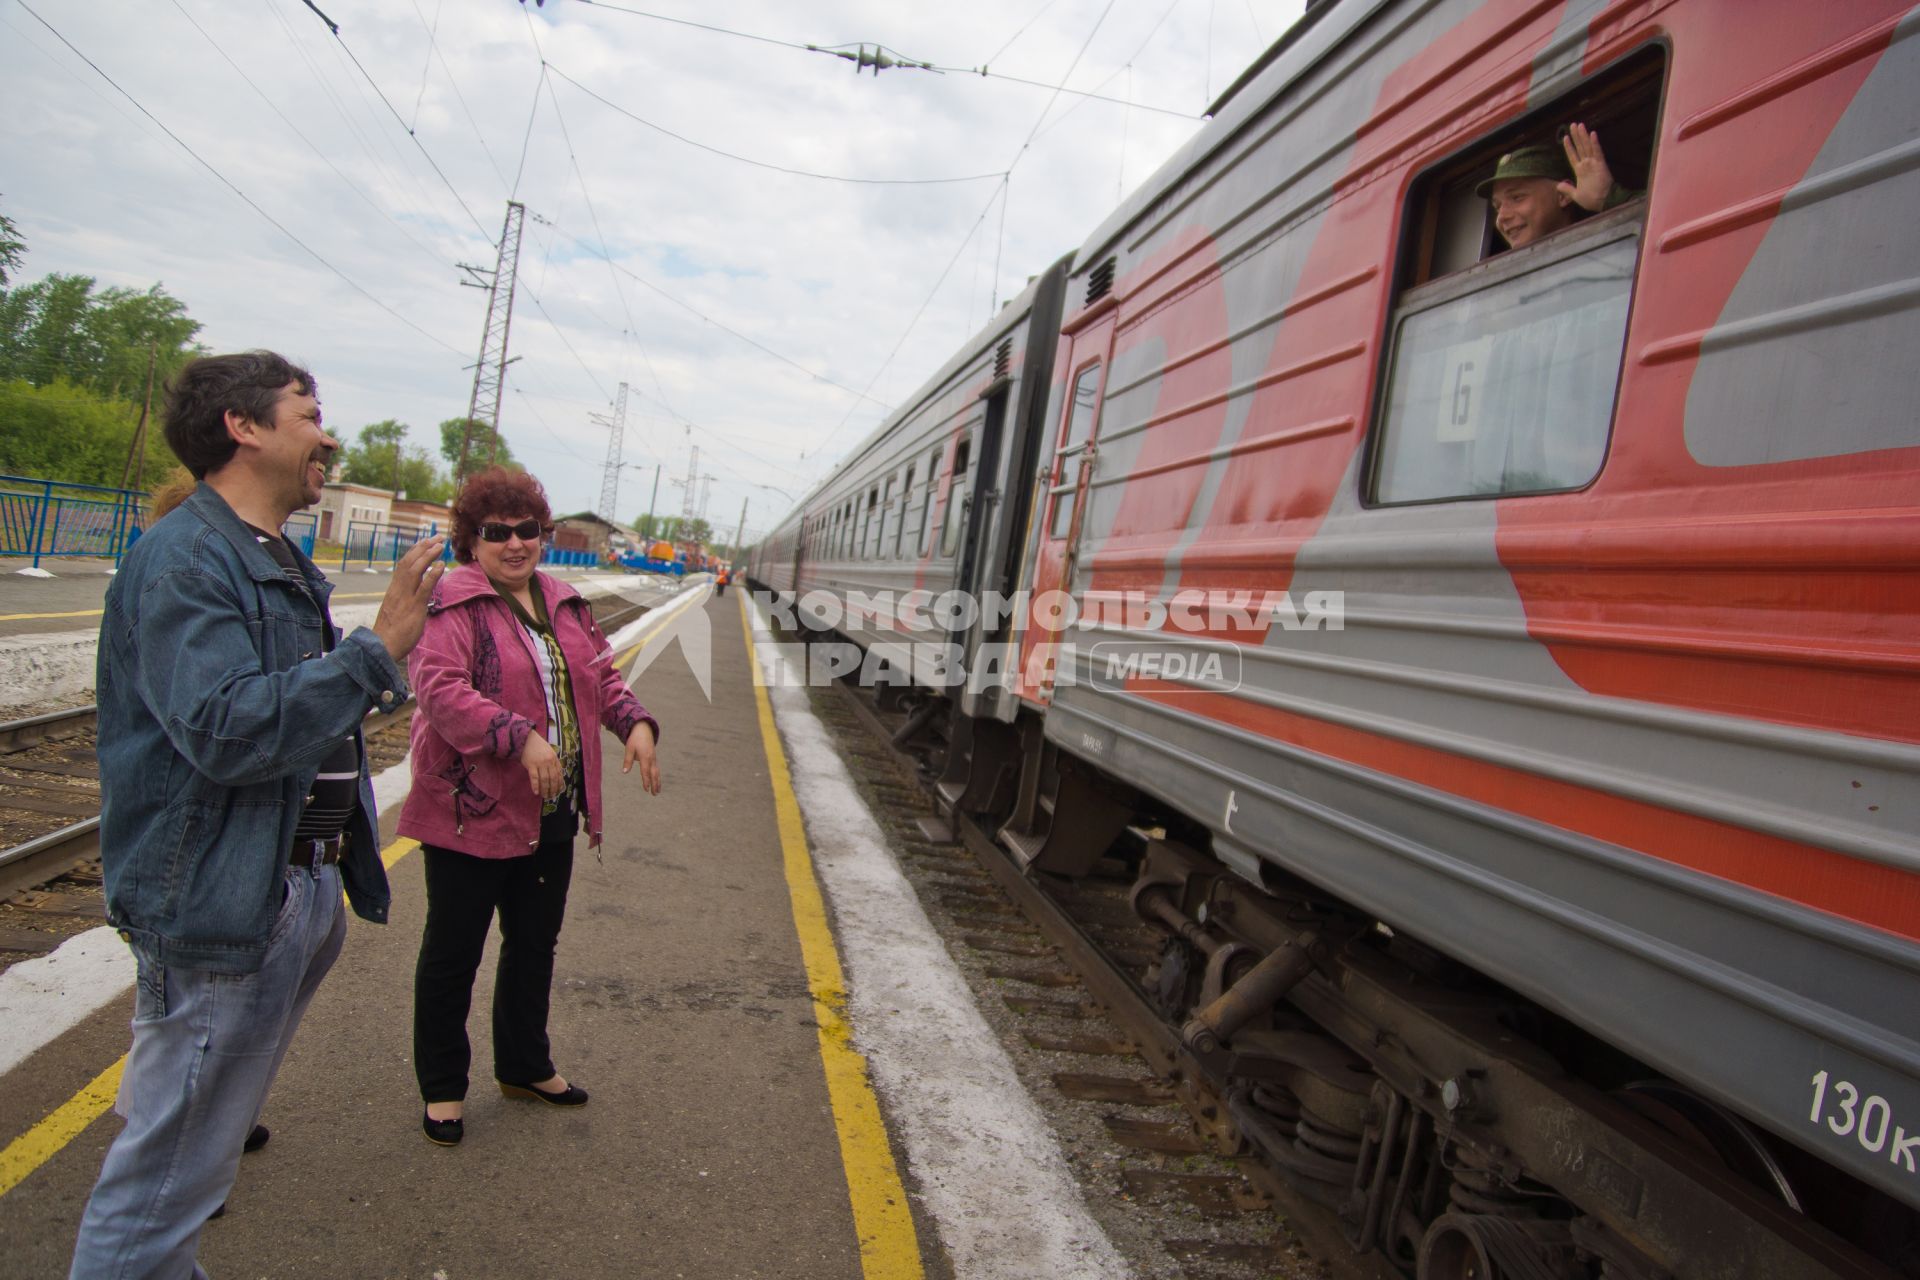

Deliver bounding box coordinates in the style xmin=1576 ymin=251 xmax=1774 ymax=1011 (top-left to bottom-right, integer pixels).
xmin=756 ymin=1 xmax=1920 ymax=1274
xmin=765 ymin=260 xmax=1071 ymax=714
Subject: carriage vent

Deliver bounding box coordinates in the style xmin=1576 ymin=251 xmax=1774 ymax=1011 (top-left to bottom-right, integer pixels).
xmin=1086 ymin=257 xmax=1117 ymax=305
xmin=993 ymin=339 xmax=1012 ymax=379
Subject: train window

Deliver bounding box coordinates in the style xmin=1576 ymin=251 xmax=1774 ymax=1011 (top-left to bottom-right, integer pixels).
xmin=1050 ymin=364 xmax=1102 ymax=539
xmin=895 ymin=466 xmax=914 ymax=556
xmin=918 ymin=449 xmax=940 ymax=556
xmin=879 ymin=477 xmax=895 ymax=559
xmin=1370 ymin=49 xmax=1660 ymax=504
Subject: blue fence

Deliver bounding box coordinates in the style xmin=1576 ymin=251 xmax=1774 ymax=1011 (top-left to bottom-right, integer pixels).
xmin=283 ymin=511 xmax=317 ymax=558
xmin=339 ymin=520 xmax=598 ymax=570
xmin=0 ymin=475 xmax=149 ymax=569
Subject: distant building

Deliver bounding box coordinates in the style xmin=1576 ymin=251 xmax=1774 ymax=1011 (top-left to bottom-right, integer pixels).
xmin=390 ymin=496 xmax=453 ymax=539
xmin=312 ymin=482 xmax=393 ymax=543
xmin=552 ymin=511 xmax=637 ymax=560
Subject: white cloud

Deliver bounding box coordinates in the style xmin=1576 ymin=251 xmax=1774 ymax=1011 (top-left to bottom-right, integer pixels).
xmin=2 ymin=0 xmax=1300 ymax=539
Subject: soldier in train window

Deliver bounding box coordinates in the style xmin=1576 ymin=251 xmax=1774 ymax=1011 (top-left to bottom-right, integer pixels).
xmin=1479 ymin=124 xmax=1639 ymax=252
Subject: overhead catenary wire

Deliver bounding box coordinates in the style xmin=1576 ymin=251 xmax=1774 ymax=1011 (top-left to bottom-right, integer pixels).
xmin=165 ymin=0 xmax=453 ymax=279
xmin=980 ymin=0 xmax=1065 ymax=70
xmin=806 ymin=176 xmax=1009 ymax=467
xmin=14 ymin=0 xmax=465 ymax=358
xmin=546 ymin=63 xmax=1008 ymax=187
xmin=407 ymin=0 xmax=443 ymax=134
xmin=293 ymin=0 xmax=498 ymax=248
xmin=265 ymin=0 xmax=445 ymax=241
xmin=568 ymin=0 xmax=1200 ymax=120
xmin=988 ymin=0 xmax=1121 ymax=312
xmin=404 ymin=0 xmax=513 ymax=194
xmin=511 ymin=62 xmax=546 ymax=199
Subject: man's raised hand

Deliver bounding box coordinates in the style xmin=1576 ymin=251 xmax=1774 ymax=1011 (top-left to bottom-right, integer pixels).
xmin=373 ymin=535 xmax=447 ymax=661
xmin=1557 ymin=122 xmax=1617 ymax=213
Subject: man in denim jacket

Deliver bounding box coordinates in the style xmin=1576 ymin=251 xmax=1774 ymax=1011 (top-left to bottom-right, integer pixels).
xmin=72 ymin=351 xmax=445 ymax=1278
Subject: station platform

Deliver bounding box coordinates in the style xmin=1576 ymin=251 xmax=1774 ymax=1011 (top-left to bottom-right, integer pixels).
xmin=0 ymin=586 xmax=927 ymax=1278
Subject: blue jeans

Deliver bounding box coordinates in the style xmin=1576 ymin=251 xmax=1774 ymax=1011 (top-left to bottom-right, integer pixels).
xmin=69 ymin=864 xmax=346 ymax=1280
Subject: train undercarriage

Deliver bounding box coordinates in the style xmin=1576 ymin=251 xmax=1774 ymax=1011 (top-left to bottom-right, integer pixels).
xmin=833 ymin=656 xmax=1920 ymax=1280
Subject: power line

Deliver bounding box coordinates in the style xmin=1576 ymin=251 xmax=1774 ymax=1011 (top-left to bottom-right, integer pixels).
xmin=293 ymin=0 xmax=498 ymax=248
xmin=1031 ymin=0 xmax=1190 ymax=145
xmin=569 ymin=0 xmax=1200 ymax=120
xmin=807 ymin=178 xmax=1007 ymax=467
xmin=519 ymin=281 xmax=614 ymax=403
xmin=406 ymin=0 xmax=442 ymax=133
xmin=981 ymin=0 xmax=1064 ymax=69
xmin=535 ymin=62 xmax=667 ymax=416
xmin=405 ymin=0 xmax=513 ymax=193
xmin=547 ymin=63 xmax=1007 ymax=186
xmin=165 ymin=0 xmax=453 ymax=279
xmin=265 ymin=0 xmax=443 ymax=236
xmin=511 ymin=62 xmax=545 ymax=199
xmin=15 ymin=0 xmax=465 ymax=357
xmin=990 ymin=0 xmax=1121 ymax=310
xmin=570 ymin=0 xmax=813 ymax=54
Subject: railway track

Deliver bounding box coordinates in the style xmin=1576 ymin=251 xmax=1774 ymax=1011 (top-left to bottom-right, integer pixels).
xmin=813 ymin=673 xmax=1395 ymax=1280
xmin=0 ymin=595 xmax=655 ymax=965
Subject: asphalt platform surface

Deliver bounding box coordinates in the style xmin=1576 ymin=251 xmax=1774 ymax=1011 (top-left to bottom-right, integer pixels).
xmin=0 ymin=589 xmax=911 ymax=1277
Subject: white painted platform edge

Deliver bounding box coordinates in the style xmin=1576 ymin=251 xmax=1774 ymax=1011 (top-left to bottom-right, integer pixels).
xmin=0 ymin=756 xmax=417 ymax=1080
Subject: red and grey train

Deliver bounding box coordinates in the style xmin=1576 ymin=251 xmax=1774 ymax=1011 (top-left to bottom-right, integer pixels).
xmin=749 ymin=1 xmax=1920 ymax=1275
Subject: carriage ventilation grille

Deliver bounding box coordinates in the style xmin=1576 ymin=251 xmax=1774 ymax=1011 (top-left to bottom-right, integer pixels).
xmin=994 ymin=339 xmax=1012 ymax=379
xmin=1086 ymin=257 xmax=1116 ymax=305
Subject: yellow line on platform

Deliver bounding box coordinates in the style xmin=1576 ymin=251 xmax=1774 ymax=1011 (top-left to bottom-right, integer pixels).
xmin=0 ymin=608 xmax=104 ymax=622
xmin=0 ymin=1058 xmax=123 ymax=1198
xmin=737 ymin=594 xmax=924 ymax=1279
xmin=0 ymin=836 xmax=421 ymax=1202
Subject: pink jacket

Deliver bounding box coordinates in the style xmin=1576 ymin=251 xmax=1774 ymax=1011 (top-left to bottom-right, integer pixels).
xmin=397 ymin=564 xmax=659 ymax=858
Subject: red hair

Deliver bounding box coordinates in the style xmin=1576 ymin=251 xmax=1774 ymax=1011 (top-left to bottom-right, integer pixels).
xmin=450 ymin=467 xmax=551 ymax=564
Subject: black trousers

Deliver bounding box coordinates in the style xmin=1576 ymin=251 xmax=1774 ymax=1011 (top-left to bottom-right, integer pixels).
xmin=413 ymin=837 xmax=575 ymax=1103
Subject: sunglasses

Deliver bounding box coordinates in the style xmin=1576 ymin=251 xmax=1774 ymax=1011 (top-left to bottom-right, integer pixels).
xmin=478 ymin=519 xmax=551 ymax=544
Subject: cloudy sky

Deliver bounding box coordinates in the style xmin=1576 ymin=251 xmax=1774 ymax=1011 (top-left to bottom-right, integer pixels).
xmin=3 ymin=0 xmax=1304 ymax=542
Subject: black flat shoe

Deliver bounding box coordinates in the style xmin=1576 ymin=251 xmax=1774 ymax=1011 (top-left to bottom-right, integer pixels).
xmin=243 ymin=1124 xmax=269 ymax=1154
xmin=422 ymin=1110 xmax=464 ymax=1146
xmin=499 ymin=1079 xmax=588 ymax=1106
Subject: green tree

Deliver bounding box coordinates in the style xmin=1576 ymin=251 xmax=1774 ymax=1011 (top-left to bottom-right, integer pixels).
xmin=0 ymin=378 xmax=140 ymax=487
xmin=0 ymin=275 xmax=200 ymax=397
xmin=0 ymin=198 xmax=24 ymax=288
xmin=680 ymin=516 xmax=713 ymax=546
xmin=438 ymin=417 xmax=519 ymax=483
xmin=336 ymin=420 xmax=453 ymax=503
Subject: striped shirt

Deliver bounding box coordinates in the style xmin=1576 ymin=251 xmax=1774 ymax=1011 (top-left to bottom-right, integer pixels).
xmin=496 ymin=582 xmax=584 ymax=837
xmin=251 ymin=527 xmax=361 ymax=843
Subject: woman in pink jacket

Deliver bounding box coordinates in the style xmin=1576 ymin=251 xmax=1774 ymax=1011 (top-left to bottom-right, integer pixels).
xmin=398 ymin=467 xmax=661 ymax=1146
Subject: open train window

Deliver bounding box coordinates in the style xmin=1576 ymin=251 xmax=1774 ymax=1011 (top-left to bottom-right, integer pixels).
xmin=1368 ymin=47 xmax=1662 ymax=505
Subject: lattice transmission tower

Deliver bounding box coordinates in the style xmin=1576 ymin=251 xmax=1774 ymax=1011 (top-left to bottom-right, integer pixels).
xmin=455 ymin=200 xmax=527 ymax=479
xmin=596 ymin=382 xmax=629 ymax=522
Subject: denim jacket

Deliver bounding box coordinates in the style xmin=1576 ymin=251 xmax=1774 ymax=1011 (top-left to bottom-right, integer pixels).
xmin=95 ymin=484 xmax=401 ymax=973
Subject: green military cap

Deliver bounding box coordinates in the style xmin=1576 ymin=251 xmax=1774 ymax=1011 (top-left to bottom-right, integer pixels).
xmin=1475 ymin=143 xmax=1573 ymax=198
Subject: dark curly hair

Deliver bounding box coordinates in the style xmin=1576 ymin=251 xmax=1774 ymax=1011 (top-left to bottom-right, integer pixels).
xmin=162 ymin=351 xmax=316 ymax=480
xmin=450 ymin=466 xmax=551 ymax=564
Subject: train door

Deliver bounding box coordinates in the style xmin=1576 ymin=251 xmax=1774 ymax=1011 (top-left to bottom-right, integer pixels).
xmin=1015 ymin=314 xmax=1114 ymax=705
